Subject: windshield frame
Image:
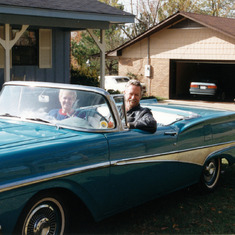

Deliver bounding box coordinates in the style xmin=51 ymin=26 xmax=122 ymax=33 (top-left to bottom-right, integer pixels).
xmin=0 ymin=81 xmax=127 ymax=133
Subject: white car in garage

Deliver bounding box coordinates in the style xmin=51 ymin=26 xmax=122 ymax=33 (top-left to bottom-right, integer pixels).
xmin=104 ymin=76 xmax=146 ymax=94
xmin=189 ymin=80 xmax=226 ymax=100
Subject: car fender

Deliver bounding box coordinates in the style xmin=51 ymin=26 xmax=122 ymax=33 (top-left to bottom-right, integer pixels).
xmin=36 ymin=178 xmax=105 ymax=220
xmin=204 ymin=144 xmax=235 ymax=166
xmin=0 ymin=175 xmax=109 ymax=234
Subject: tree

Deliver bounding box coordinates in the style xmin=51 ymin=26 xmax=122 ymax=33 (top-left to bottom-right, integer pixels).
xmin=71 ymin=0 xmax=126 ymax=81
xmin=160 ymin=0 xmax=235 ymax=17
xmin=196 ymin=0 xmax=235 ymax=17
xmin=159 ymin=0 xmax=198 ymax=19
xmin=121 ymin=0 xmax=162 ymax=39
xmin=121 ymin=0 xmax=235 ymax=39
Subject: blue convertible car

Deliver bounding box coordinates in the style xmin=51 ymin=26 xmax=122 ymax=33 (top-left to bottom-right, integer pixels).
xmin=0 ymin=81 xmax=235 ymax=234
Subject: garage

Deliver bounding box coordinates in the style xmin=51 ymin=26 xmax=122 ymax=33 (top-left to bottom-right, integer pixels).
xmin=114 ymin=12 xmax=235 ymax=100
xmin=170 ymin=60 xmax=235 ymax=101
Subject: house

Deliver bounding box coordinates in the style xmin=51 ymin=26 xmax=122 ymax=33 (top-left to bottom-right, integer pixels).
xmin=108 ymin=11 xmax=235 ymax=100
xmin=0 ymin=0 xmax=134 ymax=88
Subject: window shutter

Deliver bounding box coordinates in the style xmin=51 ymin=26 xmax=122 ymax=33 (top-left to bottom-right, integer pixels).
xmin=39 ymin=29 xmax=52 ymax=68
xmin=0 ymin=26 xmax=4 ymax=68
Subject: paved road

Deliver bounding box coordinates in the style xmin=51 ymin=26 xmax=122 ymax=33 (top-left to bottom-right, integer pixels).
xmin=161 ymin=99 xmax=235 ymax=111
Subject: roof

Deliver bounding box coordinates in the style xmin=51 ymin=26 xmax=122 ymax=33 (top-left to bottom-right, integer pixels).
xmin=0 ymin=0 xmax=135 ymax=29
xmin=182 ymin=12 xmax=235 ymax=38
xmin=109 ymin=11 xmax=235 ymax=55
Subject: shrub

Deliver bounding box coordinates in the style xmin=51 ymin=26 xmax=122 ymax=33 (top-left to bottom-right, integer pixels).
xmin=70 ymin=66 xmax=99 ymax=87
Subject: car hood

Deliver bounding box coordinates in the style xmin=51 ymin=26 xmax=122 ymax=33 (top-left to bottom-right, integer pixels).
xmin=0 ymin=119 xmax=76 ymax=148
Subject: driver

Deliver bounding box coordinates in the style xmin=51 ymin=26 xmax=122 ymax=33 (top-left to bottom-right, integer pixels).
xmin=49 ymin=89 xmax=82 ymax=120
xmin=124 ymin=80 xmax=157 ymax=133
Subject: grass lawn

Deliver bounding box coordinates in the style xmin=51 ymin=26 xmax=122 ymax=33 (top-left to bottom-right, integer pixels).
xmin=79 ymin=164 xmax=235 ymax=234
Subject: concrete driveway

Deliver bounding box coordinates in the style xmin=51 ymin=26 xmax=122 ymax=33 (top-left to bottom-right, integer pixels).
xmin=161 ymin=99 xmax=235 ymax=111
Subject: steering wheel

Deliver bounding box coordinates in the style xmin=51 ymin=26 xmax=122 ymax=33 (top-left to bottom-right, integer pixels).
xmin=76 ymin=109 xmax=110 ymax=129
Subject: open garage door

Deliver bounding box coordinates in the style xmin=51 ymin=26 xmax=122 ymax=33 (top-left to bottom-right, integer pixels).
xmin=170 ymin=60 xmax=235 ymax=101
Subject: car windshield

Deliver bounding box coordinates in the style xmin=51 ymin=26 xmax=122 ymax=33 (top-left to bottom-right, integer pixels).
xmin=115 ymin=77 xmax=129 ymax=83
xmin=0 ymin=85 xmax=115 ymax=130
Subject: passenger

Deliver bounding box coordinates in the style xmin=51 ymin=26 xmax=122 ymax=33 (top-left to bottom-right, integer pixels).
xmin=124 ymin=80 xmax=157 ymax=133
xmin=49 ymin=89 xmax=81 ymax=120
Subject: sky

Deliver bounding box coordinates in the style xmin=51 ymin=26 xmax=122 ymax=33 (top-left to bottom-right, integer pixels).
xmin=118 ymin=0 xmax=137 ymax=13
xmin=118 ymin=0 xmax=154 ymax=15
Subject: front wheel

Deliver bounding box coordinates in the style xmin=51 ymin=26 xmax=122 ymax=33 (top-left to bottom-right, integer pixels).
xmin=16 ymin=194 xmax=67 ymax=235
xmin=200 ymin=158 xmax=221 ymax=192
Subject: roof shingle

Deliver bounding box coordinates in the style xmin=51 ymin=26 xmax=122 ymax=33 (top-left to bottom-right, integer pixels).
xmin=0 ymin=0 xmax=133 ymax=16
xmin=182 ymin=12 xmax=235 ymax=39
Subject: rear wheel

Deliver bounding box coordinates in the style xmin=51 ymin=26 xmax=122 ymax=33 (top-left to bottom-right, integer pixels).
xmin=200 ymin=158 xmax=221 ymax=192
xmin=16 ymin=194 xmax=68 ymax=235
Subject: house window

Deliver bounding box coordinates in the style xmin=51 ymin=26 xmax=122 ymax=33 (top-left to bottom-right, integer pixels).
xmin=0 ymin=28 xmax=52 ymax=69
xmin=12 ymin=29 xmax=38 ymax=65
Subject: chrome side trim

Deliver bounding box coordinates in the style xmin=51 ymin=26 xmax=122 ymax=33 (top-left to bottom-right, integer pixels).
xmin=1 ymin=142 xmax=235 ymax=193
xmin=0 ymin=162 xmax=110 ymax=193
xmin=111 ymin=141 xmax=235 ymax=167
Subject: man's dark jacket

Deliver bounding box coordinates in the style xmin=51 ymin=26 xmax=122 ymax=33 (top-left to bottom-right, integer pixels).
xmin=127 ymin=104 xmax=157 ymax=133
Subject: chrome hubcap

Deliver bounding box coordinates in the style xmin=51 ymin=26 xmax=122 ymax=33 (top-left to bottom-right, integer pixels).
xmin=34 ymin=217 xmax=50 ymax=235
xmin=204 ymin=161 xmax=216 ymax=183
xmin=23 ymin=198 xmax=65 ymax=235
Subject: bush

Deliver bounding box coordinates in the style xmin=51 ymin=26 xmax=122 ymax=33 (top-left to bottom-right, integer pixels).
xmin=70 ymin=66 xmax=99 ymax=87
xmin=107 ymin=89 xmax=121 ymax=94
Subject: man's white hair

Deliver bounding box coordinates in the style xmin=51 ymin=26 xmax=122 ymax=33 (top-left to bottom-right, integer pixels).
xmin=125 ymin=79 xmax=142 ymax=91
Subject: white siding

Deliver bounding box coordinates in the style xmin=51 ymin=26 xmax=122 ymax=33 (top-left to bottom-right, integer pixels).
xmin=121 ymin=28 xmax=235 ymax=60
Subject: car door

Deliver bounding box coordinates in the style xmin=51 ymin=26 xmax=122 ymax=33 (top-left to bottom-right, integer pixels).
xmin=104 ymin=124 xmax=179 ymax=213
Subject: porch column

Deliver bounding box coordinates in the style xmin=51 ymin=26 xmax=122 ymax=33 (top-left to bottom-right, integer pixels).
xmin=99 ymin=30 xmax=105 ymax=89
xmin=4 ymin=24 xmax=10 ymax=82
xmin=0 ymin=24 xmax=29 ymax=82
xmin=87 ymin=29 xmax=106 ymax=89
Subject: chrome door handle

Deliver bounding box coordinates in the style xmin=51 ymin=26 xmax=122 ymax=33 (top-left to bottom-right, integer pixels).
xmin=164 ymin=131 xmax=177 ymax=136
